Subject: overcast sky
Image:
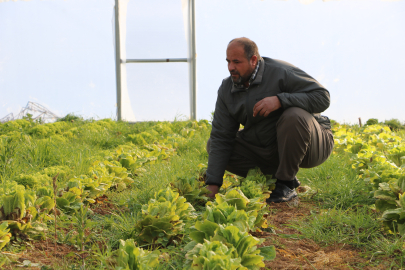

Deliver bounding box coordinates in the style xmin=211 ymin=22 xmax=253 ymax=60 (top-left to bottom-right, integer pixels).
xmin=0 ymin=0 xmax=404 ymax=123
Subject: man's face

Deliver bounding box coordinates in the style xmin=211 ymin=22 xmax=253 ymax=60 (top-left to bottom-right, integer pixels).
xmin=226 ymin=42 xmax=257 ymax=85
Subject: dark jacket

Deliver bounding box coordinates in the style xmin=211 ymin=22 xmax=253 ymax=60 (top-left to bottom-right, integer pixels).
xmin=205 ymin=57 xmax=331 ymax=186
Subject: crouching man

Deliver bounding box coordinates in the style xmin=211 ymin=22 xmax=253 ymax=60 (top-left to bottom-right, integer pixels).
xmin=205 ymin=37 xmax=334 ymax=203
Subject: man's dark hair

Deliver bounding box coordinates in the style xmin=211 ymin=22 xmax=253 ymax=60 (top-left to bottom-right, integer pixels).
xmin=229 ymin=37 xmax=261 ymax=60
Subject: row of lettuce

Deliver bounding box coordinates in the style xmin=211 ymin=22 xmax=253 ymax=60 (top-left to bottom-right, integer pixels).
xmin=0 ymin=119 xmax=208 ymax=264
xmin=333 ymin=123 xmax=405 ymax=234
xmin=117 ymin=169 xmax=276 ymax=269
xmin=0 ymin=118 xmax=277 ymax=269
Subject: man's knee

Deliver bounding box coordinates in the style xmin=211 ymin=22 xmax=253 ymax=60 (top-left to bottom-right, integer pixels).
xmin=277 ymin=107 xmax=312 ymax=130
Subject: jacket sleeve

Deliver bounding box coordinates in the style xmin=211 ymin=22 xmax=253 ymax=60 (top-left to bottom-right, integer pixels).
xmin=205 ymin=87 xmax=239 ymax=187
xmin=277 ymin=67 xmax=330 ymax=114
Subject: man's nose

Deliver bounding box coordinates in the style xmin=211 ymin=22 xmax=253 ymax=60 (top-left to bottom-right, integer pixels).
xmin=228 ymin=62 xmax=235 ymax=71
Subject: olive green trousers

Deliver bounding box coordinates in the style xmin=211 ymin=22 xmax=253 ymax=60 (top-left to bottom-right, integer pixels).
xmin=206 ymin=107 xmax=334 ymax=181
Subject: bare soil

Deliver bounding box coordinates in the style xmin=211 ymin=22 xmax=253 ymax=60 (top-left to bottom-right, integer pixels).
xmin=90 ymin=194 xmax=121 ymax=215
xmin=261 ymin=198 xmax=388 ymax=270
xmin=2 ymin=238 xmax=78 ymax=269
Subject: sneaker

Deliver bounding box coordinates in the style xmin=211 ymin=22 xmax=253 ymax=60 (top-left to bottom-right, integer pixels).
xmin=266 ymin=182 xmax=297 ymax=203
xmin=281 ymin=177 xmax=301 ymax=190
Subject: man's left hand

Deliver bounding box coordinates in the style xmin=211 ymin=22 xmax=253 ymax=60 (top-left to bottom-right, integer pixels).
xmin=206 ymin=185 xmax=219 ymax=198
xmin=253 ymin=96 xmax=281 ymax=117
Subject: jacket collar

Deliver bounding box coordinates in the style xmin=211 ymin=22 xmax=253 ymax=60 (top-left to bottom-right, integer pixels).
xmin=231 ymin=57 xmax=265 ymax=93
xmin=251 ymin=57 xmax=264 ymax=85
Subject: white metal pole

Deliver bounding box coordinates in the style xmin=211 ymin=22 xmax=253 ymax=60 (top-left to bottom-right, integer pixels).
xmin=189 ymin=0 xmax=197 ymax=120
xmin=114 ymin=0 xmax=122 ymax=121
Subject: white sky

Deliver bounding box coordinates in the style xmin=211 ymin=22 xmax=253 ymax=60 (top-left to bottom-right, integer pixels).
xmin=0 ymin=0 xmax=404 ymax=123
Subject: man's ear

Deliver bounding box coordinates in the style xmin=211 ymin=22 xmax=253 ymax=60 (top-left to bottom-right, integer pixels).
xmin=250 ymin=55 xmax=258 ymax=67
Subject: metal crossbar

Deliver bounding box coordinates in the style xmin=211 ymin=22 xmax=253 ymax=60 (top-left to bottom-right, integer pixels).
xmin=123 ymin=58 xmax=188 ymax=63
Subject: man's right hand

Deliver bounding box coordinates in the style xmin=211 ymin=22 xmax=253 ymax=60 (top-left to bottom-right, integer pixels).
xmin=253 ymin=96 xmax=281 ymax=117
xmin=206 ymin=185 xmax=220 ymax=198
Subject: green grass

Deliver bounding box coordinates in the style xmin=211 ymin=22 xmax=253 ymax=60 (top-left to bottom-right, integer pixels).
xmin=2 ymin=118 xmax=405 ymax=269
xmin=298 ymin=153 xmax=375 ymax=209
xmin=119 ymin=132 xmax=208 ymax=205
xmin=292 ymin=206 xmax=380 ymax=247
xmin=296 ymin=153 xmax=405 ymax=268
xmin=0 ymin=118 xmax=212 ymax=269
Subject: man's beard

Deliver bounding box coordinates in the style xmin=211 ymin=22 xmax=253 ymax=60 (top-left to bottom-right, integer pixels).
xmin=230 ymin=69 xmax=254 ymax=85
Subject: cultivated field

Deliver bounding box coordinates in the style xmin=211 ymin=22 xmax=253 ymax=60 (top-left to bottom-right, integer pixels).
xmin=0 ymin=116 xmax=404 ymax=269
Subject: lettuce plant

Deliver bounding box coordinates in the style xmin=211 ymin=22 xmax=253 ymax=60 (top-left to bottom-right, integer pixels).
xmin=242 ymin=168 xmax=276 ymax=195
xmin=56 ymin=191 xmax=83 ymax=214
xmin=1 ymin=190 xmax=27 ymax=220
xmin=0 ymin=188 xmax=49 ymax=238
xmin=170 ymin=176 xmax=209 ymax=207
xmin=0 ymin=222 xmax=11 ymax=251
xmin=184 ymin=240 xmax=243 ymax=270
xmin=213 ymin=225 xmax=276 ymax=269
xmin=211 ymin=189 xmax=269 ymax=231
xmin=376 ymin=176 xmax=405 ymax=234
xmin=116 ymin=239 xmax=160 ymax=270
xmin=133 ymin=188 xmax=196 ymax=247
xmin=186 ymin=225 xmax=275 ymax=270
xmin=13 ymin=173 xmax=51 ymax=189
xmin=240 ymin=180 xmax=265 ymax=200
xmin=203 ymin=202 xmax=254 ymax=233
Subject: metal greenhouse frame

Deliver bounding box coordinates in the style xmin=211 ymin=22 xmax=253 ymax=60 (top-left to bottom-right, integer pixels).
xmin=114 ymin=0 xmax=197 ymax=121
